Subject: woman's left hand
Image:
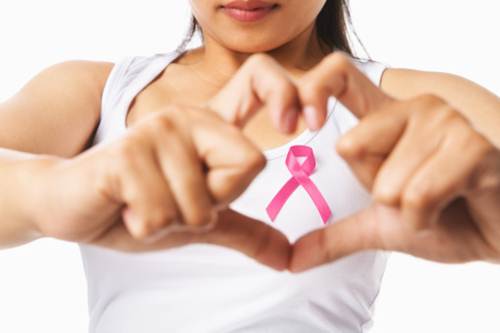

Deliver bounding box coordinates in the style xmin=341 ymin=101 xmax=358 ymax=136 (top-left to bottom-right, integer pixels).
xmin=288 ymin=56 xmax=500 ymax=271
xmin=207 ymin=52 xmax=500 ymax=270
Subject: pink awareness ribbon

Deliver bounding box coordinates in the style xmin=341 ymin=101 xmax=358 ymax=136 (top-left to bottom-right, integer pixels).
xmin=266 ymin=145 xmax=332 ymax=224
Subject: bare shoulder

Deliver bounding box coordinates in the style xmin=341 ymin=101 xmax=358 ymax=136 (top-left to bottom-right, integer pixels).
xmin=15 ymin=60 xmax=115 ymax=109
xmin=0 ymin=60 xmax=115 ymax=157
xmin=18 ymin=60 xmax=114 ymax=88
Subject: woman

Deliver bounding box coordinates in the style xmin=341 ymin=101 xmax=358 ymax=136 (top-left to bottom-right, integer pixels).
xmin=0 ymin=0 xmax=498 ymax=332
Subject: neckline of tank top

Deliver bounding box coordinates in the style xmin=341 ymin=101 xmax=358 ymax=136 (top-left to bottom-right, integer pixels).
xmin=118 ymin=50 xmax=337 ymax=161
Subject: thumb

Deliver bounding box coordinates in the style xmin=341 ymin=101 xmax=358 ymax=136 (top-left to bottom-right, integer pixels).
xmin=201 ymin=209 xmax=292 ymax=271
xmin=91 ymin=208 xmax=292 ymax=272
xmin=289 ymin=204 xmax=403 ymax=272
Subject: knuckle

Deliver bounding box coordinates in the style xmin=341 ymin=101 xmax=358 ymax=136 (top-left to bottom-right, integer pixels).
xmin=413 ymin=93 xmax=446 ymax=109
xmin=324 ymin=51 xmax=351 ymax=69
xmin=146 ymin=209 xmax=176 ymax=230
xmin=468 ymin=139 xmax=499 ymax=191
xmin=247 ymin=53 xmax=273 ymax=67
xmin=439 ymin=108 xmax=462 ymax=127
xmin=475 ymin=135 xmax=497 ymax=158
xmin=325 ymin=51 xmax=350 ymax=65
xmin=129 ymin=221 xmax=152 ymax=240
xmin=37 ymin=222 xmax=67 ymax=240
xmin=432 ymin=103 xmax=462 ymax=123
xmin=148 ymin=111 xmax=178 ymax=133
xmin=131 ymin=216 xmax=173 ymax=240
xmin=274 ymin=79 xmax=296 ymax=97
xmin=300 ymin=80 xmax=321 ymax=99
xmin=228 ymin=147 xmax=267 ymax=181
xmin=251 ymin=226 xmax=271 ymax=261
xmin=457 ymin=122 xmax=483 ymax=147
xmin=186 ymin=208 xmax=217 ymax=227
xmin=336 ymin=134 xmax=364 ymax=158
xmin=484 ymin=245 xmax=500 ymax=262
xmin=414 ymin=106 xmax=459 ymax=130
xmin=195 ymin=212 xmax=219 ymax=233
xmin=321 ymin=231 xmax=335 ymax=263
xmin=402 ymin=186 xmax=432 ymax=210
xmin=244 ymin=149 xmax=267 ymax=174
xmin=411 ymin=95 xmax=464 ymax=127
xmin=372 ymin=183 xmax=399 ymax=205
xmin=161 ymin=104 xmax=184 ymax=115
xmin=115 ymin=137 xmax=142 ymax=164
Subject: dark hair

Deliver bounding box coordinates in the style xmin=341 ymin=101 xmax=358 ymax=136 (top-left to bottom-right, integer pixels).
xmin=316 ymin=0 xmax=356 ymax=55
xmin=178 ymin=0 xmax=365 ymax=57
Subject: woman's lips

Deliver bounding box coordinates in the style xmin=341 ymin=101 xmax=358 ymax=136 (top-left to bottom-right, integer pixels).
xmin=221 ymin=1 xmax=278 ymax=23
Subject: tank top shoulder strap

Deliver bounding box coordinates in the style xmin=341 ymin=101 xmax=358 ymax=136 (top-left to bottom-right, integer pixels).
xmin=93 ymin=51 xmax=182 ymax=145
xmin=353 ymin=58 xmax=389 ymax=87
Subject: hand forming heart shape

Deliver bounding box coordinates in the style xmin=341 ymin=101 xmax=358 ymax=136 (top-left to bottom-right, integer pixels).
xmin=47 ymin=52 xmax=498 ymax=272
xmin=205 ymin=52 xmax=500 ymax=271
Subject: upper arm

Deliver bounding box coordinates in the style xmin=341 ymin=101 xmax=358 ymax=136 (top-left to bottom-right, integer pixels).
xmin=0 ymin=60 xmax=114 ymax=157
xmin=380 ymin=68 xmax=500 ymax=146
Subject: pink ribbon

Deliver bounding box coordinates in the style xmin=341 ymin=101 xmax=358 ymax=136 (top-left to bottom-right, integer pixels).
xmin=266 ymin=145 xmax=332 ymax=224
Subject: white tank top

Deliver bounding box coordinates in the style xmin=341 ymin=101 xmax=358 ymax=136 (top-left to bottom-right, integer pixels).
xmin=80 ymin=49 xmax=390 ymax=333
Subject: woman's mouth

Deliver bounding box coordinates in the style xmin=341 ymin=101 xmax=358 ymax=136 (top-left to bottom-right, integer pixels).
xmin=220 ymin=1 xmax=279 ymax=23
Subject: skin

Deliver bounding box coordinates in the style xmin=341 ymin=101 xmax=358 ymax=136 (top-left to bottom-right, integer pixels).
xmin=0 ymin=0 xmax=498 ymax=273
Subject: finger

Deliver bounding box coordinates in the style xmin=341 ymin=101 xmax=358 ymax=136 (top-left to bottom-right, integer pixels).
xmin=336 ymin=105 xmax=407 ymax=158
xmin=335 ymin=96 xmax=452 ymax=200
xmin=189 ymin=110 xmax=267 ymax=206
xmin=115 ymin=136 xmax=179 ymax=239
xmin=401 ymin=118 xmax=492 ymax=229
xmin=243 ymin=55 xmax=301 ymax=132
xmin=150 ymin=112 xmax=217 ymax=228
xmin=368 ymin=108 xmax=443 ymax=206
xmin=90 ymin=220 xmax=197 ymax=252
xmin=208 ymin=54 xmax=302 ymax=133
xmin=337 ymin=155 xmax=385 ymax=191
xmin=92 ymin=209 xmax=291 ymax=271
xmin=200 ymin=209 xmax=291 ymax=271
xmin=464 ymin=147 xmax=500 ymax=226
xmin=289 ymin=204 xmax=425 ymax=272
xmin=368 ymin=97 xmax=452 ymax=206
xmin=299 ymin=52 xmax=393 ymax=122
xmin=289 ymin=207 xmax=383 ymax=272
xmin=290 ymin=200 xmax=492 ymax=271
xmin=335 ymin=106 xmax=408 ymax=190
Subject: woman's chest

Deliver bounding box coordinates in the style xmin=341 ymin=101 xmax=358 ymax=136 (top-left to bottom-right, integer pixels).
xmin=229 ymin=107 xmax=372 ymax=243
xmin=125 ymin=80 xmax=372 ymax=242
xmin=124 ymin=70 xmax=309 ymax=151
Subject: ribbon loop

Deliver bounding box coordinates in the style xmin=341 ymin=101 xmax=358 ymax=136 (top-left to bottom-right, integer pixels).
xmin=266 ymin=145 xmax=332 ymax=224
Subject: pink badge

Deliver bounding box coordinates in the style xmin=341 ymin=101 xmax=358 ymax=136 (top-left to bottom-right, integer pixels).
xmin=266 ymin=145 xmax=332 ymax=224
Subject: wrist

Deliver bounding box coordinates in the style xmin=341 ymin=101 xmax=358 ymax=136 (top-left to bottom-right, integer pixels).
xmin=1 ymin=155 xmax=65 ymax=246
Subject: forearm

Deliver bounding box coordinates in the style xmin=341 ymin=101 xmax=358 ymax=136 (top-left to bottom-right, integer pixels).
xmin=0 ymin=148 xmax=60 ymax=248
xmin=381 ymin=69 xmax=500 ymax=148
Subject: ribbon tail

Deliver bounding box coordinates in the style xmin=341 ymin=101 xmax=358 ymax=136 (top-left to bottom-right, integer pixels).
xmin=301 ymin=179 xmax=332 ymax=224
xmin=266 ymin=178 xmax=299 ymax=221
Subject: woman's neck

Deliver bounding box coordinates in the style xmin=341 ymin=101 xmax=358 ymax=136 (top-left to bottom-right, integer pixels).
xmin=185 ymin=23 xmax=327 ymax=88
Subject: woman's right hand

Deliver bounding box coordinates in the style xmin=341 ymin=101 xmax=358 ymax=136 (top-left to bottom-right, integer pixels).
xmin=29 ymin=104 xmax=290 ymax=270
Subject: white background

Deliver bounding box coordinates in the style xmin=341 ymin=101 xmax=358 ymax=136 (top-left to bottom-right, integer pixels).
xmin=0 ymin=1 xmax=499 ymax=332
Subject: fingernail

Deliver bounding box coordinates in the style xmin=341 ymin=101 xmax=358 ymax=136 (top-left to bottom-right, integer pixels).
xmin=282 ymin=109 xmax=298 ymax=133
xmin=303 ymin=106 xmax=320 ymax=131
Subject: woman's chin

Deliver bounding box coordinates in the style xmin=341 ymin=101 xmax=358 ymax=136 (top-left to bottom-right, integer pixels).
xmin=219 ymin=37 xmax=290 ymax=54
